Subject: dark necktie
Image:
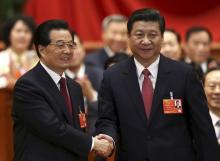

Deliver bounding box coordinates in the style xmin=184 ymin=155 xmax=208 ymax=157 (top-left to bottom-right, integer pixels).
xmin=142 ymin=69 xmax=153 ymax=118
xmin=59 ymin=77 xmax=73 ymax=118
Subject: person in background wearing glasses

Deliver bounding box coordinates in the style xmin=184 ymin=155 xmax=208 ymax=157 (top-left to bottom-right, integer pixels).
xmin=12 ymin=20 xmax=113 ymax=161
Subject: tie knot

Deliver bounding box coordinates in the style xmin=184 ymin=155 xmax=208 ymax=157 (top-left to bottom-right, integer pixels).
xmin=142 ymin=68 xmax=151 ymax=77
xmin=59 ymin=77 xmax=66 ymax=85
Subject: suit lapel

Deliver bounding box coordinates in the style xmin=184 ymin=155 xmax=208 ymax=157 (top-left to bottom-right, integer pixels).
xmin=35 ymin=63 xmax=73 ymax=125
xmin=148 ymin=55 xmax=171 ymax=125
xmin=122 ymin=57 xmax=148 ymax=125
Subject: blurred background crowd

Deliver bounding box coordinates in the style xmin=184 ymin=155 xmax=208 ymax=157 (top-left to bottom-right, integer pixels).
xmin=0 ymin=1 xmax=220 ymax=161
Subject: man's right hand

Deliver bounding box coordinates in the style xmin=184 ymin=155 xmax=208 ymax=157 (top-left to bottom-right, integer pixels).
xmin=93 ymin=136 xmax=114 ymax=158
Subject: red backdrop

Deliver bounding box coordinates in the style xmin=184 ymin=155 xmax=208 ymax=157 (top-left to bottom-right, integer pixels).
xmin=24 ymin=0 xmax=220 ymax=42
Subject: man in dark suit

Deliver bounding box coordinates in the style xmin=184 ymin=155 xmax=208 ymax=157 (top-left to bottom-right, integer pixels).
xmin=183 ymin=26 xmax=218 ymax=80
xmin=96 ymin=8 xmax=220 ymax=161
xmin=85 ymin=14 xmax=128 ymax=69
xmin=12 ymin=20 xmax=113 ymax=161
xmin=203 ymin=67 xmax=220 ymax=147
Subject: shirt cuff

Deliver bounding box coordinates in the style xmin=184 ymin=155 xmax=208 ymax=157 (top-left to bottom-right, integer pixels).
xmin=90 ymin=137 xmax=94 ymax=151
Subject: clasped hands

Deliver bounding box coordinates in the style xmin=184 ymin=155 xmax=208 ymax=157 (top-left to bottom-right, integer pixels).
xmin=93 ymin=134 xmax=114 ymax=158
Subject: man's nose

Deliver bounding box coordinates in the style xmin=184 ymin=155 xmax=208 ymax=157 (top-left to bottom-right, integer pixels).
xmin=214 ymin=85 xmax=220 ymax=93
xmin=141 ymin=36 xmax=151 ymax=45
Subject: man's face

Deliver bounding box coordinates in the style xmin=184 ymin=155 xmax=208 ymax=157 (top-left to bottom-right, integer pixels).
xmin=128 ymin=21 xmax=163 ymax=65
xmin=70 ymin=35 xmax=85 ymax=67
xmin=102 ymin=22 xmax=127 ymax=53
xmin=161 ymin=31 xmax=181 ymax=61
xmin=185 ymin=31 xmax=211 ymax=64
xmin=204 ymin=70 xmax=220 ymax=112
xmin=40 ymin=29 xmax=74 ymax=75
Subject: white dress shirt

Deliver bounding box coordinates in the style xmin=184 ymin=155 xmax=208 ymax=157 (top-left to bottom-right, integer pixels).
xmin=200 ymin=61 xmax=208 ymax=74
xmin=134 ymin=56 xmax=160 ymax=91
xmin=209 ymin=110 xmax=220 ymax=140
xmin=104 ymin=46 xmax=115 ymax=57
xmin=40 ymin=61 xmax=65 ymax=90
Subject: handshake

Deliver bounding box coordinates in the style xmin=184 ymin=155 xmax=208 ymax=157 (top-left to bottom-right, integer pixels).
xmin=93 ymin=134 xmax=114 ymax=158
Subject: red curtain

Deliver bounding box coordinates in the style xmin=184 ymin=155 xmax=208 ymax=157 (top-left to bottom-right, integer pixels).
xmin=24 ymin=0 xmax=220 ymax=42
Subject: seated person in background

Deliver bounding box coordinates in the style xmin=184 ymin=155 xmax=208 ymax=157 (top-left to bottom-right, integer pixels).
xmin=183 ymin=26 xmax=218 ymax=80
xmin=86 ymin=14 xmax=128 ymax=69
xmin=65 ymin=32 xmax=103 ymax=135
xmin=203 ymin=67 xmax=220 ymax=146
xmin=161 ymin=29 xmax=182 ymax=61
xmin=0 ymin=15 xmax=38 ymax=89
xmin=104 ymin=52 xmax=130 ymax=69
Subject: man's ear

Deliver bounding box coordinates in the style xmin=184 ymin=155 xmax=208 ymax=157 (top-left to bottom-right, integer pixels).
xmin=38 ymin=45 xmax=46 ymax=57
xmin=127 ymin=32 xmax=131 ymax=38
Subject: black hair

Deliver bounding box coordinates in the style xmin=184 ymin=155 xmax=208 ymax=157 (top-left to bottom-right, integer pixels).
xmin=165 ymin=28 xmax=181 ymax=43
xmin=1 ymin=14 xmax=36 ymax=49
xmin=185 ymin=26 xmax=212 ymax=42
xmin=34 ymin=19 xmax=72 ymax=57
xmin=202 ymin=67 xmax=220 ymax=85
xmin=127 ymin=8 xmax=165 ymax=35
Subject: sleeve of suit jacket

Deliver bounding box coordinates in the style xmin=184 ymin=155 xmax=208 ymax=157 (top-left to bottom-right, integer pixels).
xmin=95 ymin=70 xmax=118 ymax=141
xmin=13 ymin=78 xmax=92 ymax=157
xmin=185 ymin=68 xmax=220 ymax=161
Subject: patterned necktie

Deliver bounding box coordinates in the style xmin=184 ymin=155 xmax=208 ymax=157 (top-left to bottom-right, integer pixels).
xmin=141 ymin=69 xmax=153 ymax=118
xmin=59 ymin=77 xmax=73 ymax=118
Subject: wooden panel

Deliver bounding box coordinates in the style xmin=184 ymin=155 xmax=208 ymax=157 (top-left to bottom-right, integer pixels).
xmin=0 ymin=89 xmax=13 ymax=161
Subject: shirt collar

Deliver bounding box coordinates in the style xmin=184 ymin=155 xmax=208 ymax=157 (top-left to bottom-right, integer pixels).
xmin=200 ymin=61 xmax=207 ymax=73
xmin=40 ymin=61 xmax=65 ymax=85
xmin=104 ymin=46 xmax=115 ymax=57
xmin=209 ymin=110 xmax=220 ymax=126
xmin=134 ymin=55 xmax=160 ymax=79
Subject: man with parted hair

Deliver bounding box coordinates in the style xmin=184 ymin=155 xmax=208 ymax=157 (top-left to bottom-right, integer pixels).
xmin=96 ymin=8 xmax=220 ymax=161
xmin=85 ymin=14 xmax=128 ymax=69
xmin=12 ymin=19 xmax=113 ymax=161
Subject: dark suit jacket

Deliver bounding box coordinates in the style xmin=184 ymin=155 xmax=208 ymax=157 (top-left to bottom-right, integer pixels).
xmin=85 ymin=48 xmax=109 ymax=70
xmin=85 ymin=65 xmax=103 ymax=135
xmin=85 ymin=64 xmax=103 ymax=92
xmin=181 ymin=57 xmax=217 ymax=81
xmin=12 ymin=63 xmax=92 ymax=161
xmin=96 ymin=55 xmax=220 ymax=161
